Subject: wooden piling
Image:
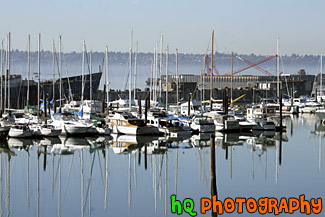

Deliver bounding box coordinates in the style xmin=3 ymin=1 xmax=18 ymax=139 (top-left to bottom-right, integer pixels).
xmin=138 ymin=95 xmax=141 ymax=115
xmin=225 ymin=145 xmax=228 ymax=160
xmin=225 ymin=91 xmax=228 ymax=115
xmin=144 ymin=96 xmax=148 ymax=123
xmin=188 ymin=96 xmax=191 ymax=116
xmin=138 ymin=147 xmax=141 ymax=165
xmin=279 ymin=132 xmax=282 ymax=165
xmin=222 ymin=89 xmax=226 ymax=112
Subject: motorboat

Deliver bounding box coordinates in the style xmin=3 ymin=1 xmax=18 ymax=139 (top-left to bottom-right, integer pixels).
xmin=231 ymin=114 xmax=258 ymax=132
xmin=49 ymin=113 xmax=91 ymax=136
xmin=299 ymin=101 xmax=323 ymax=113
xmin=145 ymin=109 xmax=191 ymax=135
xmin=107 ymin=112 xmax=158 ymax=135
xmin=246 ymin=107 xmax=276 ymax=131
xmin=204 ymin=111 xmax=240 ymax=132
xmin=8 ymin=125 xmax=34 ymax=138
xmin=190 ymin=115 xmax=215 ymax=133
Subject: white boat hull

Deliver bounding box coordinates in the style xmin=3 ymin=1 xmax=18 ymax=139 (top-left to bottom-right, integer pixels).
xmin=63 ymin=125 xmax=91 ymax=135
xmin=8 ymin=128 xmax=34 ymax=138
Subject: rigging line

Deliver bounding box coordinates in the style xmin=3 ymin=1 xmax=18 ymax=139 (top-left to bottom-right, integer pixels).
xmin=84 ymin=46 xmax=97 ymax=112
xmin=17 ymin=79 xmax=23 ymax=108
xmin=61 ymin=53 xmax=74 ymax=102
xmin=121 ymin=56 xmax=131 ymax=99
xmin=63 ymin=154 xmax=74 ymax=202
xmin=279 ymin=53 xmax=290 ymax=97
xmin=53 ymin=47 xmax=61 ymax=79
xmin=97 ymin=150 xmax=104 ymax=185
xmin=59 ymin=39 xmax=73 ymax=102
xmin=159 ymin=154 xmax=164 ymax=181
xmin=53 ymin=154 xmax=60 ymax=191
xmin=83 ymin=151 xmax=96 ymax=213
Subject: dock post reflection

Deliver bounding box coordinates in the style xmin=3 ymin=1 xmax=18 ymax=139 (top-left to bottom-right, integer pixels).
xmin=175 ymin=147 xmax=178 ymax=195
xmin=104 ymin=146 xmax=109 ymax=210
xmin=37 ymin=147 xmax=40 ymax=217
xmin=144 ymin=144 xmax=147 ymax=170
xmin=89 ymin=150 xmax=92 ymax=217
xmin=319 ymin=134 xmax=322 ymax=172
xmin=58 ymin=155 xmax=61 ymax=217
xmin=138 ymin=147 xmax=141 ymax=165
xmin=80 ymin=150 xmax=84 ymax=217
xmin=0 ymin=153 xmax=2 ymax=217
xmin=210 ymin=134 xmax=217 ymax=195
xmin=165 ymin=152 xmax=167 ymax=216
xmin=279 ymin=132 xmax=282 ymax=166
xmin=134 ymin=150 xmax=137 ymax=190
xmin=43 ymin=145 xmax=47 ymax=171
xmin=210 ymin=134 xmax=217 ymax=217
xmin=275 ymin=139 xmax=279 ymax=184
xmin=27 ymin=146 xmax=30 ymax=209
xmin=128 ymin=153 xmax=131 ymax=209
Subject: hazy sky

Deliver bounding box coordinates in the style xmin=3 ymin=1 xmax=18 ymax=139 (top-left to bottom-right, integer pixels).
xmin=1 ymin=0 xmax=324 ymax=55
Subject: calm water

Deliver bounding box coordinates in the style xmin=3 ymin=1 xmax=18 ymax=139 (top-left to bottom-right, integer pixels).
xmin=0 ymin=114 xmax=324 ymax=217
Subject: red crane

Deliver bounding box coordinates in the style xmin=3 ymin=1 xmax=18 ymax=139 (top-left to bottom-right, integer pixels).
xmin=225 ymin=54 xmax=277 ymax=76
xmin=202 ymin=55 xmax=220 ymax=76
xmin=236 ymin=56 xmax=275 ymax=76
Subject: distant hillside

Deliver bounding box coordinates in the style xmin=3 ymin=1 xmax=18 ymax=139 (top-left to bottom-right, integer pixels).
xmin=7 ymin=50 xmax=321 ymax=67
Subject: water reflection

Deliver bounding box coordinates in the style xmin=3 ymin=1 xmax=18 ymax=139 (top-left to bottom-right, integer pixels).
xmin=0 ymin=115 xmax=325 ymax=216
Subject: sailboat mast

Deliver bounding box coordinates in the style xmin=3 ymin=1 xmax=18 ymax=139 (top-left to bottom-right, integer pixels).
xmin=37 ymin=33 xmax=41 ymax=119
xmin=133 ymin=41 xmax=138 ymax=101
xmin=155 ymin=43 xmax=158 ymax=103
xmin=276 ymin=37 xmax=280 ymax=102
xmin=210 ymin=31 xmax=214 ymax=107
xmin=150 ymin=60 xmax=153 ymax=102
xmin=159 ymin=33 xmax=163 ymax=101
xmin=320 ymin=53 xmax=323 ymax=100
xmin=0 ymin=40 xmax=3 ymax=112
xmin=4 ymin=39 xmax=6 ymax=111
xmin=7 ymin=32 xmax=11 ymax=112
xmin=176 ymin=49 xmax=179 ymax=116
xmin=230 ymin=52 xmax=233 ymax=108
xmin=81 ymin=40 xmax=85 ymax=105
xmin=27 ymin=35 xmax=31 ymax=106
xmin=153 ymin=48 xmax=156 ymax=102
xmin=128 ymin=45 xmax=132 ymax=110
xmin=129 ymin=30 xmax=133 ymax=109
xmin=90 ymin=50 xmax=92 ymax=102
xmin=52 ymin=40 xmax=55 ymax=103
xmin=165 ymin=46 xmax=169 ymax=110
xmin=59 ymin=35 xmax=62 ymax=108
xmin=105 ymin=46 xmax=109 ymax=108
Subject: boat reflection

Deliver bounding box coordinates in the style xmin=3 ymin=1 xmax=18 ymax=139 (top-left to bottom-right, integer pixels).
xmin=108 ymin=134 xmax=157 ymax=154
xmin=0 ymin=141 xmax=15 ymax=157
xmin=8 ymin=138 xmax=32 ymax=151
xmin=33 ymin=137 xmax=61 ymax=146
